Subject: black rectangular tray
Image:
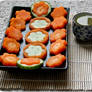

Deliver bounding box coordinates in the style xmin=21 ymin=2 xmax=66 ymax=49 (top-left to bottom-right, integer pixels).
xmin=0 ymin=6 xmax=70 ymax=71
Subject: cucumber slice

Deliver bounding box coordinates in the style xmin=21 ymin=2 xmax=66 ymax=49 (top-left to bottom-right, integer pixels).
xmin=17 ymin=59 xmax=43 ymax=70
xmin=31 ymin=1 xmax=51 ymax=17
xmin=88 ymin=18 xmax=92 ymax=25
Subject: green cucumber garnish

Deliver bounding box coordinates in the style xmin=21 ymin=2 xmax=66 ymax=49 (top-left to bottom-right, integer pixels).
xmin=31 ymin=1 xmax=51 ymax=17
xmin=17 ymin=59 xmax=43 ymax=70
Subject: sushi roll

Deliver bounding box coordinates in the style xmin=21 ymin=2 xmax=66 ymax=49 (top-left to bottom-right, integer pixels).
xmin=25 ymin=29 xmax=49 ymax=44
xmin=0 ymin=53 xmax=19 ymax=66
xmin=10 ymin=17 xmax=26 ymax=31
xmin=31 ymin=1 xmax=51 ymax=17
xmin=5 ymin=26 xmax=23 ymax=41
xmin=46 ymin=54 xmax=66 ymax=68
xmin=16 ymin=10 xmax=31 ymax=21
xmin=2 ymin=37 xmax=20 ymax=54
xmin=50 ymin=39 xmax=67 ymax=55
xmin=50 ymin=29 xmax=66 ymax=42
xmin=17 ymin=58 xmax=43 ymax=70
xmin=29 ymin=17 xmax=51 ymax=30
xmin=23 ymin=43 xmax=47 ymax=59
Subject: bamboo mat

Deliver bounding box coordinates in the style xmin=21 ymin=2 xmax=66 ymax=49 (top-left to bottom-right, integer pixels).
xmin=0 ymin=0 xmax=92 ymax=91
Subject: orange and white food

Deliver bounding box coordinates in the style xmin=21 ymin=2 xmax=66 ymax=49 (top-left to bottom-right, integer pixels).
xmin=50 ymin=39 xmax=67 ymax=55
xmin=31 ymin=1 xmax=51 ymax=17
xmin=17 ymin=58 xmax=43 ymax=70
xmin=51 ymin=6 xmax=67 ymax=19
xmin=50 ymin=29 xmax=66 ymax=42
xmin=16 ymin=10 xmax=31 ymax=21
xmin=46 ymin=54 xmax=66 ymax=68
xmin=25 ymin=29 xmax=49 ymax=44
xmin=10 ymin=17 xmax=26 ymax=30
xmin=5 ymin=26 xmax=23 ymax=41
xmin=0 ymin=53 xmax=19 ymax=66
xmin=0 ymin=2 xmax=69 ymax=70
xmin=51 ymin=16 xmax=67 ymax=30
xmin=29 ymin=17 xmax=51 ymax=30
xmin=23 ymin=43 xmax=47 ymax=59
xmin=2 ymin=37 xmax=20 ymax=54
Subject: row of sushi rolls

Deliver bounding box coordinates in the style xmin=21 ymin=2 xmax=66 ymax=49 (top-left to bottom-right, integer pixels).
xmin=0 ymin=1 xmax=68 ymax=70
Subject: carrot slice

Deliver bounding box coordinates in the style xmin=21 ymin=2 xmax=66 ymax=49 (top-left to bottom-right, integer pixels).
xmin=0 ymin=53 xmax=19 ymax=66
xmin=16 ymin=10 xmax=31 ymax=21
xmin=5 ymin=26 xmax=23 ymax=41
xmin=46 ymin=54 xmax=66 ymax=68
xmin=3 ymin=37 xmax=20 ymax=54
xmin=21 ymin=58 xmax=40 ymax=65
xmin=25 ymin=29 xmax=49 ymax=44
xmin=51 ymin=6 xmax=67 ymax=19
xmin=50 ymin=39 xmax=67 ymax=55
xmin=10 ymin=17 xmax=26 ymax=30
xmin=33 ymin=1 xmax=49 ymax=16
xmin=51 ymin=16 xmax=67 ymax=30
xmin=50 ymin=29 xmax=66 ymax=42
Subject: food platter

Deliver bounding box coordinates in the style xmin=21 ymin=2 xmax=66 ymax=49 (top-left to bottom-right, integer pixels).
xmin=0 ymin=5 xmax=70 ymax=71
